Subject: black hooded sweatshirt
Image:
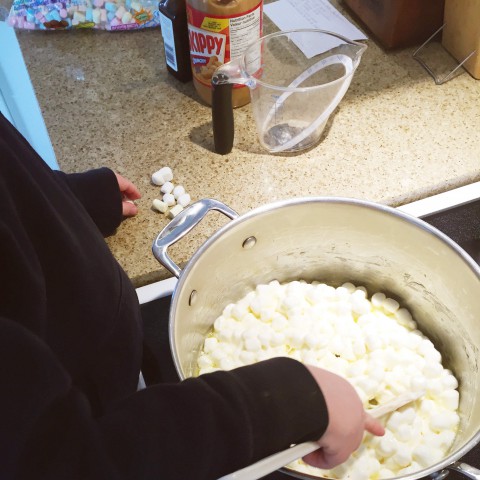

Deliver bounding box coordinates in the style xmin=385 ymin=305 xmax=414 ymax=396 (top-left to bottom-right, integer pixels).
xmin=0 ymin=112 xmax=328 ymax=480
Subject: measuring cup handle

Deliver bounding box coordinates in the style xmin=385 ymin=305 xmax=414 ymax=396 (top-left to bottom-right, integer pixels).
xmin=212 ymin=79 xmax=234 ymax=154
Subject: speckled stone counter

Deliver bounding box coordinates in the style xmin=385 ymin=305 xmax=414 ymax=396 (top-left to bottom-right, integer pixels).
xmin=5 ymin=1 xmax=480 ymax=287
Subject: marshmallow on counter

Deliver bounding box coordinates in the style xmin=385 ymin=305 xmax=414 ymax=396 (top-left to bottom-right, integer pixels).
xmin=160 ymin=181 xmax=174 ymax=194
xmin=178 ymin=193 xmax=191 ymax=207
xmin=167 ymin=204 xmax=184 ymax=219
xmin=151 ymin=167 xmax=173 ymax=186
xmin=152 ymin=198 xmax=168 ymax=213
xmin=173 ymin=185 xmax=185 ymax=199
xmin=162 ymin=193 xmax=175 ymax=207
xmin=149 ymin=167 xmax=193 ymax=217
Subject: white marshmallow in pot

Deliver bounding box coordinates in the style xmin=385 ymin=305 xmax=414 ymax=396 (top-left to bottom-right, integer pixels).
xmin=377 ymin=433 xmax=397 ymax=458
xmin=197 ymin=280 xmax=460 ymax=480
xmin=239 ymin=350 xmax=256 ymax=365
xmin=203 ymin=337 xmax=218 ymax=353
xmin=270 ymin=332 xmax=286 ymax=347
xmin=371 ymin=291 xmax=386 ymax=307
xmin=439 ymin=389 xmax=460 ymax=410
xmin=413 ymin=444 xmax=442 ymax=468
xmin=197 ymin=354 xmax=213 ymax=370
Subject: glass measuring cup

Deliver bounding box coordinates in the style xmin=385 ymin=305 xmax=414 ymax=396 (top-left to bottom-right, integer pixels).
xmin=211 ymin=29 xmax=367 ymax=154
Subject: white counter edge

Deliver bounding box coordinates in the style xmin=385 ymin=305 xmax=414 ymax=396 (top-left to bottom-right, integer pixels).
xmin=396 ymin=181 xmax=480 ymax=218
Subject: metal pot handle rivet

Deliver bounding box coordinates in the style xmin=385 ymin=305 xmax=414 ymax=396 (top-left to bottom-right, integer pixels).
xmin=152 ymin=198 xmax=239 ymax=278
xmin=242 ymin=236 xmax=257 ymax=249
xmin=189 ymin=290 xmax=197 ymax=306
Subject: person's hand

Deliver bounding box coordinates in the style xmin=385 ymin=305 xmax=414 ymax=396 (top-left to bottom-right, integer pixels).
xmin=303 ymin=365 xmax=385 ymax=470
xmin=114 ymin=173 xmax=141 ymax=217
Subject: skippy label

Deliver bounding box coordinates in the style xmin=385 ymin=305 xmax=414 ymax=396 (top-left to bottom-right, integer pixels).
xmin=189 ymin=25 xmax=227 ymax=63
xmin=187 ymin=1 xmax=262 ymax=88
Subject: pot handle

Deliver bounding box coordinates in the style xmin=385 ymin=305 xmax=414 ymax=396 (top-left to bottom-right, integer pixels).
xmin=443 ymin=462 xmax=480 ymax=479
xmin=152 ymin=198 xmax=239 ymax=278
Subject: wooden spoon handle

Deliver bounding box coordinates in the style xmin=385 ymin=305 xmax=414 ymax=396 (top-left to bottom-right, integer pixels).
xmin=217 ymin=390 xmax=424 ymax=480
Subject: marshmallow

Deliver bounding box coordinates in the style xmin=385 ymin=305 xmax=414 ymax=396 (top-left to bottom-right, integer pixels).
xmin=383 ymin=297 xmax=400 ymax=313
xmin=167 ymin=204 xmax=184 ymax=219
xmin=178 ymin=193 xmax=191 ymax=207
xmin=392 ymin=444 xmax=412 ymax=468
xmin=429 ymin=411 xmax=459 ymax=432
xmin=152 ymin=198 xmax=167 ymax=213
xmin=203 ymin=337 xmax=218 ymax=353
xmin=162 ymin=193 xmax=175 ymax=206
xmin=152 ymin=167 xmax=173 ymax=186
xmin=371 ymin=292 xmax=386 ymax=307
xmin=197 ymin=354 xmax=213 ymax=369
xmin=439 ymin=389 xmax=460 ymax=410
xmin=239 ymin=350 xmax=256 ymax=365
xmin=244 ymin=337 xmax=261 ymax=352
xmin=377 ymin=435 xmax=396 ymax=457
xmin=173 ymin=185 xmax=185 ymax=199
xmin=161 ymin=181 xmax=174 ymax=194
xmin=413 ymin=444 xmax=442 ymax=467
xmin=197 ymin=280 xmax=460 ymax=480
xmin=115 ymin=5 xmax=126 ymax=18
xmin=341 ymin=282 xmax=356 ymax=292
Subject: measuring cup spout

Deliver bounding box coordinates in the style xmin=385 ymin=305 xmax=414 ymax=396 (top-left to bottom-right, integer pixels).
xmin=212 ymin=60 xmax=251 ymax=155
xmin=350 ymin=42 xmax=367 ymax=64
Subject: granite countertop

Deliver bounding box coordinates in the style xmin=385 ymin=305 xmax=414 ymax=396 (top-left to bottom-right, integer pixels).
xmin=5 ymin=1 xmax=480 ymax=287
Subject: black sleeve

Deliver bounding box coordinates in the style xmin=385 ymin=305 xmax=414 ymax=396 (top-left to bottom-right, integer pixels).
xmin=0 ymin=114 xmax=330 ymax=480
xmin=0 ymin=112 xmax=122 ymax=237
xmin=54 ymin=168 xmax=123 ymax=237
xmin=3 ymin=318 xmax=328 ymax=480
xmin=98 ymin=357 xmax=329 ymax=480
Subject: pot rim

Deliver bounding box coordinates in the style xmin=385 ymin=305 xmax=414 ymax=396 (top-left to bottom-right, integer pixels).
xmin=173 ymin=196 xmax=480 ymax=293
xmin=168 ymin=196 xmax=480 ymax=480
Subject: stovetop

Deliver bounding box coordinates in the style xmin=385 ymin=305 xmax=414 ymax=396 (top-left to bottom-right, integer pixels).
xmin=139 ymin=198 xmax=480 ymax=480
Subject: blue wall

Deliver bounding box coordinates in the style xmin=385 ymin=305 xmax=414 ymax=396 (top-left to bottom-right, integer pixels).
xmin=0 ymin=21 xmax=59 ymax=170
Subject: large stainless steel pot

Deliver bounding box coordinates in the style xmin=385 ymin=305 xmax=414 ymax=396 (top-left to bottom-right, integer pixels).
xmin=152 ymin=197 xmax=480 ymax=480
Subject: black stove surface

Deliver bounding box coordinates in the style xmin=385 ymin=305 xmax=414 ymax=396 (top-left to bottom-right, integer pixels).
xmin=140 ymin=199 xmax=480 ymax=479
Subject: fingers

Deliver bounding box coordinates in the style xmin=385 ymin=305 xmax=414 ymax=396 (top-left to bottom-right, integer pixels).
xmin=122 ymin=199 xmax=138 ymax=217
xmin=122 ymin=182 xmax=142 ymax=201
xmin=364 ymin=413 xmax=385 ymax=437
xmin=114 ymin=173 xmax=141 ymax=217
xmin=303 ymin=413 xmax=385 ymax=471
xmin=303 ymin=446 xmax=350 ymax=470
xmin=115 ymin=173 xmax=142 ymax=201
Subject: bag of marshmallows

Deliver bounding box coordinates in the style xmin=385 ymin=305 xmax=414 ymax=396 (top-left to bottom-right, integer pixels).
xmin=7 ymin=0 xmax=160 ymax=30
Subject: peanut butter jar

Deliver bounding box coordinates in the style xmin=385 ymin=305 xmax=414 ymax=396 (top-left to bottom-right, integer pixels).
xmin=186 ymin=0 xmax=263 ymax=107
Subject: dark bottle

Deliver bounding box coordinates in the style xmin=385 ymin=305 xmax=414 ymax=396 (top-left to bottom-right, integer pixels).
xmin=158 ymin=0 xmax=193 ymax=82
